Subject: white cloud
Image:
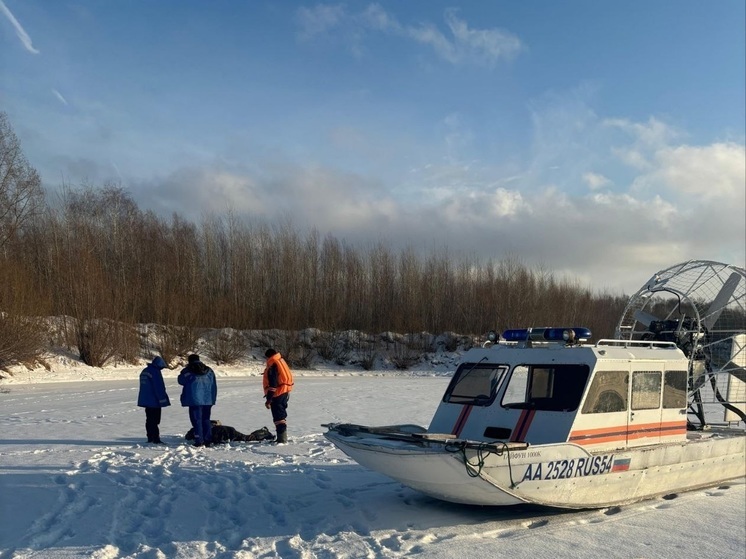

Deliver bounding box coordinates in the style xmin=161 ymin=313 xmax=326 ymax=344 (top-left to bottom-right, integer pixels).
xmin=441 ymin=112 xmax=475 ymax=161
xmin=604 ymin=117 xmax=682 ymax=170
xmin=297 ymin=3 xmax=523 ymax=66
xmin=604 ymin=116 xmax=680 ymax=147
xmin=52 ymin=89 xmax=68 ymax=106
xmin=361 ymin=3 xmax=400 ymax=32
xmin=0 ymin=0 xmax=39 ymax=54
xmin=139 ymin=162 xmax=398 ymax=232
xmin=296 ymin=4 xmax=347 ymax=40
xmin=489 ymin=187 xmax=530 ymax=218
xmin=527 ymin=84 xmax=606 ymax=182
xmin=438 ymin=185 xmax=529 ymax=223
xmin=653 ymin=142 xmax=746 ymax=200
xmin=611 ymin=146 xmax=651 ymax=170
xmin=437 ymin=8 xmax=523 ymax=65
xmin=583 ymin=172 xmax=611 ymax=190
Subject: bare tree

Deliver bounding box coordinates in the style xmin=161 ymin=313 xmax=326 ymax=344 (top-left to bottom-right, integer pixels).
xmin=0 ymin=112 xmax=45 ymax=251
xmin=0 ymin=114 xmax=48 ymax=368
xmin=153 ymin=324 xmax=200 ymax=365
xmin=0 ymin=314 xmax=47 ymax=370
xmin=203 ymin=328 xmax=246 ymax=364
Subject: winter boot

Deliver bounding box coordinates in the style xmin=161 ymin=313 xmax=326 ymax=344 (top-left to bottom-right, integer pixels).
xmin=277 ymin=430 xmax=288 ymax=444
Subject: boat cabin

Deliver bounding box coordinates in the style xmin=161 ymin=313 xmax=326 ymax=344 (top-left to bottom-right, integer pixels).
xmin=428 ymin=327 xmax=690 ymax=452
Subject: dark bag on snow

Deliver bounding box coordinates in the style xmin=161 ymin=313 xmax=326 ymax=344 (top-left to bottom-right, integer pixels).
xmin=185 ymin=423 xmax=275 ymax=442
xmin=246 ymin=426 xmax=276 ymax=441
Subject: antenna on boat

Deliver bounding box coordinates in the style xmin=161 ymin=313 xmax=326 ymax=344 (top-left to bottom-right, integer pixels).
xmin=615 ymin=260 xmax=746 ymax=429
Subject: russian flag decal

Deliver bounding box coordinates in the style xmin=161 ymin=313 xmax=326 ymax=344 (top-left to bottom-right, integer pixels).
xmin=611 ymin=457 xmax=631 ymax=472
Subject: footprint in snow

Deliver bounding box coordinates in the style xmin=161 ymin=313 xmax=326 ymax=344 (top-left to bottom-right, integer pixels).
xmin=497 ymin=529 xmax=519 ymax=538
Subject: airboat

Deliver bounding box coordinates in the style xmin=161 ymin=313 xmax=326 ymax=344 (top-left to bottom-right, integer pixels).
xmin=324 ymin=260 xmax=746 ymax=508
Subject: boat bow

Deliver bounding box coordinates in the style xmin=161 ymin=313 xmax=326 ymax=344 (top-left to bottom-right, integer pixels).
xmin=323 ymin=422 xmax=531 ymax=506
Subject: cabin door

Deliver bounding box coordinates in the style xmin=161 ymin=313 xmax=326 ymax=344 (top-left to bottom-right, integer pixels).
xmin=627 ymin=366 xmax=663 ymax=446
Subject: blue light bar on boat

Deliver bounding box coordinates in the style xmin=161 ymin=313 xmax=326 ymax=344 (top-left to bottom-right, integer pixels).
xmin=501 ymin=327 xmax=592 ymax=342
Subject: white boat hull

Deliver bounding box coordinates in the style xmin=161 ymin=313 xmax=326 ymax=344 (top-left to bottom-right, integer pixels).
xmin=325 ymin=425 xmax=746 ymax=508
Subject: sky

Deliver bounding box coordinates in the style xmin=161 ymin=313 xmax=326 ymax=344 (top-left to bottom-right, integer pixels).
xmin=2 ymin=360 xmax=745 ymax=558
xmin=1 ymin=0 xmax=745 ymax=294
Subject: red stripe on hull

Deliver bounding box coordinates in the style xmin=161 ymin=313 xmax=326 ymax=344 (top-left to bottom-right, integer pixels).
xmin=511 ymin=408 xmax=536 ymax=442
xmin=451 ymin=405 xmax=473 ymax=437
xmin=569 ymin=421 xmax=687 ymax=446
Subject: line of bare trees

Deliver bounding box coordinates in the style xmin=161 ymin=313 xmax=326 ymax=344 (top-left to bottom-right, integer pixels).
xmin=0 ymin=111 xmax=628 ymax=369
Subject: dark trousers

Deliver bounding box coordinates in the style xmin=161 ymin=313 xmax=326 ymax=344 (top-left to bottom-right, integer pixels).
xmin=145 ymin=407 xmax=162 ymax=442
xmin=270 ymin=393 xmax=289 ymax=436
xmin=188 ymin=405 xmax=213 ymax=444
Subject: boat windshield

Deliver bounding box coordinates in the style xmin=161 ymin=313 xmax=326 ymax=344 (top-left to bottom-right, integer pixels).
xmin=442 ymin=363 xmax=509 ymax=406
xmin=502 ymin=364 xmax=590 ymax=411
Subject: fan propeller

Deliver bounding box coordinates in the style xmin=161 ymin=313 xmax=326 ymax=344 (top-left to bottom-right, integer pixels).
xmin=616 ymin=261 xmax=746 ymax=427
xmin=702 ymin=272 xmax=740 ymax=331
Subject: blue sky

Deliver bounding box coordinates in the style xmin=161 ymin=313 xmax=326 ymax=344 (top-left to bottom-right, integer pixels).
xmin=2 ymin=1 xmax=744 ymax=294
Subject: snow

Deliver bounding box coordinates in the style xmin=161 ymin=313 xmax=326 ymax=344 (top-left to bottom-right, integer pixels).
xmin=1 ymin=362 xmax=745 ymax=559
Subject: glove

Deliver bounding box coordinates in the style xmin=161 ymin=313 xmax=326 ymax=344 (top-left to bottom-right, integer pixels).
xmin=265 ymin=400 xmax=271 ymax=409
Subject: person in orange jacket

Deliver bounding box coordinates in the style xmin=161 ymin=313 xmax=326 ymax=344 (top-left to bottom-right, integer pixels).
xmin=263 ymin=348 xmax=294 ymax=444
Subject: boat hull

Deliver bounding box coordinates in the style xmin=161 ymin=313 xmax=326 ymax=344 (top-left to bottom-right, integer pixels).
xmin=324 ymin=424 xmax=746 ymax=509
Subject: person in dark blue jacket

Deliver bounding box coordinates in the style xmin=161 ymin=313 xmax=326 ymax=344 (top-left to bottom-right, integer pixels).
xmin=137 ymin=356 xmax=171 ymax=444
xmin=178 ymin=354 xmax=218 ymax=447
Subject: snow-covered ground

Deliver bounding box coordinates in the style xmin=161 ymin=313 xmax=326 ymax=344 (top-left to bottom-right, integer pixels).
xmin=1 ymin=362 xmax=744 ymax=559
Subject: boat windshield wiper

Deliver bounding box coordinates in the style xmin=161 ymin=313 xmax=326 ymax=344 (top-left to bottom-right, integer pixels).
xmin=456 ymin=356 xmax=488 ymax=383
xmin=447 ymin=356 xmax=493 ymax=404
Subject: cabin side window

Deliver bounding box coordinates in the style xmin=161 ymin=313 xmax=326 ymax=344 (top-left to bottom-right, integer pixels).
xmin=443 ymin=364 xmax=508 ymax=406
xmin=501 ymin=364 xmax=590 ymax=411
xmin=662 ymin=370 xmax=687 ymax=409
xmin=631 ymin=371 xmax=662 ymax=410
xmin=581 ymin=370 xmax=629 ymax=414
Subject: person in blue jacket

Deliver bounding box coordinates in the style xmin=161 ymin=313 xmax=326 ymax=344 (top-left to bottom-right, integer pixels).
xmin=178 ymin=354 xmax=218 ymax=447
xmin=137 ymin=356 xmax=171 ymax=444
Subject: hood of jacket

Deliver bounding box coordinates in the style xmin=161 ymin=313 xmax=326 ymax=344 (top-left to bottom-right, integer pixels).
xmin=151 ymin=356 xmax=167 ymax=369
xmin=185 ymin=361 xmax=209 ymax=375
